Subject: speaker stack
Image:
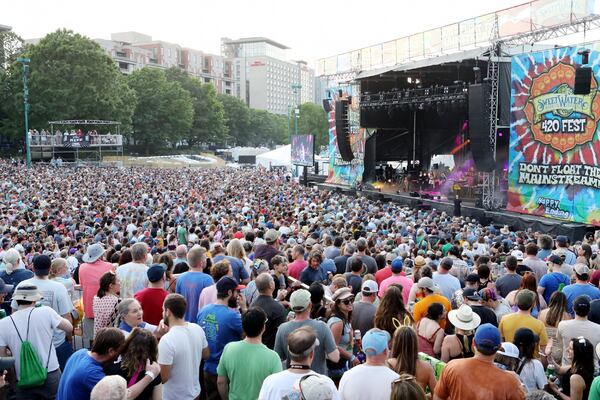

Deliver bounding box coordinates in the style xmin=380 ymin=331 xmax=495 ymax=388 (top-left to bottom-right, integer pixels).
xmin=335 ymin=100 xmax=354 ymax=162
xmin=468 ymin=83 xmax=495 ymax=172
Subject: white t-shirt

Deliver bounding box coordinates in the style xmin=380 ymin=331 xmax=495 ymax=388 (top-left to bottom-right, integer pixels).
xmin=259 ymin=370 xmax=340 ymax=400
xmin=11 ymin=277 xmax=73 ymax=346
xmin=0 ymin=306 xmax=62 ymax=379
xmin=518 ymin=359 xmax=546 ymax=392
xmin=338 ymin=364 xmax=399 ymax=400
xmin=116 ymin=262 xmax=149 ymax=298
xmin=158 ymin=322 xmax=208 ymax=400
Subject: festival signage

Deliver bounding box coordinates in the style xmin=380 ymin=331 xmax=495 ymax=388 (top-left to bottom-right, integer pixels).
xmin=508 ymin=45 xmax=600 ymax=225
xmin=63 ymin=133 xmax=90 ymax=148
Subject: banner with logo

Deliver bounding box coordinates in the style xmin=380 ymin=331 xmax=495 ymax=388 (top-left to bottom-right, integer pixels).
xmin=508 ymin=45 xmax=600 ymax=225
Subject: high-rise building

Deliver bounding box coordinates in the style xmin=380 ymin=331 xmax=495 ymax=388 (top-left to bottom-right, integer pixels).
xmin=94 ymin=32 xmax=237 ymax=96
xmin=221 ymin=37 xmax=314 ymax=115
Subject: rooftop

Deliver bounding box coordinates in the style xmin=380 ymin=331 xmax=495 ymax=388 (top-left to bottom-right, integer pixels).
xmin=222 ymin=37 xmax=289 ymax=50
xmin=0 ymin=24 xmax=12 ymax=32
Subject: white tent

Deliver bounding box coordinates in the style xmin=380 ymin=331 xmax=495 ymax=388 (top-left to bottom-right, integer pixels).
xmin=255 ymin=144 xmax=291 ymax=170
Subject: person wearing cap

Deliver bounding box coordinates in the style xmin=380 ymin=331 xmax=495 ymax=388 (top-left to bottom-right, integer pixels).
xmin=288 ymin=245 xmax=308 ymax=280
xmin=413 ymin=277 xmax=451 ymax=329
xmin=495 ymin=255 xmax=522 ymax=298
xmin=499 ymin=289 xmax=548 ymax=353
xmin=512 ymin=328 xmax=546 ymax=393
xmin=79 ymin=243 xmax=115 ymax=347
xmin=197 ymin=276 xmax=245 ymax=398
xmin=134 ymin=263 xmax=169 ymax=326
xmin=338 ymin=328 xmax=399 ymax=400
xmin=345 ymin=238 xmax=377 ymax=275
xmin=554 ymin=235 xmax=577 ymax=266
xmin=556 ymin=295 xmax=600 ymax=368
xmin=451 ymin=273 xmax=479 ymax=309
xmin=441 ymin=304 xmax=481 ymax=362
xmin=259 ymin=326 xmax=340 ymax=400
xmin=378 ymin=258 xmax=413 ymax=304
xmin=217 ymin=308 xmax=282 ymax=400
xmin=326 ymin=287 xmax=357 ymax=383
xmin=433 ymin=257 xmax=460 ymax=302
xmin=434 ymin=323 xmax=525 ymax=400
xmin=351 ymin=280 xmax=378 ymax=337
xmin=274 ymin=289 xmax=340 ymax=375
xmin=462 ymin=287 xmax=498 ymax=327
xmin=254 ymin=229 xmax=283 ymax=267
xmin=562 ymin=263 xmax=600 ymax=315
xmin=538 ymin=255 xmax=571 ymax=305
xmin=176 ymin=246 xmax=214 ymax=322
xmin=0 ymin=284 xmax=72 ymax=398
xmin=11 ymin=254 xmax=75 ymax=371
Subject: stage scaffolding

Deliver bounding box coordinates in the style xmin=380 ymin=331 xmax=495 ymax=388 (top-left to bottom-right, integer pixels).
xmin=29 ymin=119 xmax=123 ymax=164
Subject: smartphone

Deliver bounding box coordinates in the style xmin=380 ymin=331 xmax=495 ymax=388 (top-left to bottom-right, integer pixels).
xmin=0 ymin=356 xmax=15 ymax=371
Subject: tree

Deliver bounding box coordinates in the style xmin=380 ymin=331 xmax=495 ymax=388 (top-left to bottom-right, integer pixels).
xmin=1 ymin=29 xmax=136 ymax=141
xmin=0 ymin=30 xmax=23 ymax=69
xmin=165 ymin=67 xmax=227 ymax=147
xmin=247 ymin=109 xmax=288 ymax=147
xmin=218 ymin=94 xmax=250 ymax=146
xmin=298 ymin=102 xmax=328 ymax=148
xmin=128 ymin=68 xmax=193 ymax=154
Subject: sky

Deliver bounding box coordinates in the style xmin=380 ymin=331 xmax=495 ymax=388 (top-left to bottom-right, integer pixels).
xmin=2 ymin=0 xmax=532 ymax=66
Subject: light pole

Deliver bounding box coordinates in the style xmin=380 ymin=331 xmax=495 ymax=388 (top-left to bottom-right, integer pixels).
xmin=291 ymin=84 xmax=302 ymax=139
xmin=17 ymin=57 xmax=31 ymax=168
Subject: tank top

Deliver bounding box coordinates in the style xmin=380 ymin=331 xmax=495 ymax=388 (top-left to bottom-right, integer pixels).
xmin=560 ymin=368 xmax=592 ymax=400
xmin=416 ymin=320 xmax=442 ymax=357
xmin=447 ymin=333 xmax=474 ymax=361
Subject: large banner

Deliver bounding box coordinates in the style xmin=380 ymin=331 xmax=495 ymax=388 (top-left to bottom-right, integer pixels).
xmin=291 ymin=135 xmax=314 ymax=166
xmin=508 ymin=45 xmax=600 ymax=225
xmin=325 ymin=84 xmax=366 ymax=186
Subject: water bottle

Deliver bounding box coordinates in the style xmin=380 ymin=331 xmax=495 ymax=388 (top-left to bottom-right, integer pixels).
xmin=353 ymin=330 xmax=366 ymax=364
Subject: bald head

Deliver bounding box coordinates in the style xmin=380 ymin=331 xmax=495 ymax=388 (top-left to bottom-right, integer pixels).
xmin=90 ymin=375 xmax=127 ymax=400
xmin=256 ymin=272 xmax=274 ymax=294
xmin=175 ymin=244 xmax=187 ymax=258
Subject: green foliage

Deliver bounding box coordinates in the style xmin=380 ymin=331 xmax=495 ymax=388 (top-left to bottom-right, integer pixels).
xmin=298 ymin=102 xmax=328 ymax=148
xmin=247 ymin=109 xmax=288 ymax=147
xmin=1 ymin=29 xmax=136 ymax=140
xmin=165 ymin=68 xmax=227 ymax=147
xmin=218 ymin=94 xmax=250 ymax=145
xmin=128 ymin=68 xmax=193 ymax=154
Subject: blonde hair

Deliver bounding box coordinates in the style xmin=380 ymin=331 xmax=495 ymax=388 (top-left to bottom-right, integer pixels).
xmin=49 ymin=258 xmax=68 ymax=279
xmin=227 ymin=239 xmax=246 ymax=260
xmin=2 ymin=249 xmax=21 ymax=274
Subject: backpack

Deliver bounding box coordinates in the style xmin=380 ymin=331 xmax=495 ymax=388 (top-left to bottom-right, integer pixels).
xmin=9 ymin=308 xmax=52 ymax=388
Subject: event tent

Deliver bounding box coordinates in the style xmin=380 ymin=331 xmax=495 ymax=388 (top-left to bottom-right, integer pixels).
xmin=255 ymin=145 xmax=291 ymax=169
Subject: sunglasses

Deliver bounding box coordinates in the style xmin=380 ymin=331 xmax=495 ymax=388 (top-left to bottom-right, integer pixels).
xmin=341 ymin=298 xmax=354 ymax=305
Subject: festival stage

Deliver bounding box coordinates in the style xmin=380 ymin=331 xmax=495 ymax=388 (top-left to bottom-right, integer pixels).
xmin=315 ymin=182 xmax=594 ymax=241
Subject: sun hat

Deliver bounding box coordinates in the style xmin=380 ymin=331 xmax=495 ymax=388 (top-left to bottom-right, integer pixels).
xmin=332 ymin=287 xmax=353 ymax=302
xmin=83 ymin=243 xmax=105 ymax=263
xmin=448 ymin=304 xmax=481 ymax=331
xmin=12 ymin=284 xmax=43 ymax=302
xmin=414 ymin=255 xmax=426 ymax=267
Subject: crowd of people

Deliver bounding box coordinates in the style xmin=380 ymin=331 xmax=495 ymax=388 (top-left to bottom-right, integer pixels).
xmin=0 ymin=160 xmax=600 ymax=399
xmin=28 ymin=128 xmax=119 ymax=146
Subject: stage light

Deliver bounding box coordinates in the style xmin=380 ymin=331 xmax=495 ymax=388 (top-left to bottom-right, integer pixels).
xmin=407 ymin=77 xmax=412 ymax=83
xmin=415 ymin=79 xmax=421 ymax=84
xmin=498 ymin=132 xmax=503 ymax=137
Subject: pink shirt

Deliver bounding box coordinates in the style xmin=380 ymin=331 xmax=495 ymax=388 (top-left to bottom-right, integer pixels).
xmin=197 ymin=284 xmax=217 ymax=313
xmin=79 ymin=260 xmax=115 ymax=318
xmin=288 ymin=259 xmax=308 ymax=280
xmin=378 ymin=274 xmax=414 ymax=304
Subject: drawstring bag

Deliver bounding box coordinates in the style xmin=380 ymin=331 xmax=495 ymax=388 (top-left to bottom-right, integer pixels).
xmin=9 ymin=308 xmax=51 ymax=388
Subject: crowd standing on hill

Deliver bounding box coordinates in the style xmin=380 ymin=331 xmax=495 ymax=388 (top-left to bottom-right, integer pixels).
xmin=1 ymin=160 xmax=600 ymax=399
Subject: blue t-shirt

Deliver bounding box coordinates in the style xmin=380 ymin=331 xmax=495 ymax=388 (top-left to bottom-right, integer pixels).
xmin=176 ymin=271 xmax=214 ymax=322
xmin=57 ymin=349 xmax=105 ymax=400
xmin=562 ymin=283 xmax=600 ymax=314
xmin=300 ymin=265 xmax=328 ymax=286
xmin=539 ymin=272 xmax=570 ymax=304
xmin=212 ymin=255 xmax=249 ymax=283
xmin=197 ymin=304 xmax=243 ymax=375
xmin=320 ymin=259 xmax=337 ymax=275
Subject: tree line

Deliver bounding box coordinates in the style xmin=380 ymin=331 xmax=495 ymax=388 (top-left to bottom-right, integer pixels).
xmin=0 ymin=29 xmax=328 ymax=155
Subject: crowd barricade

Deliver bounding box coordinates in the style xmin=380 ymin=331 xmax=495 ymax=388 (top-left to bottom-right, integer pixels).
xmin=418 ymin=352 xmax=446 ymax=379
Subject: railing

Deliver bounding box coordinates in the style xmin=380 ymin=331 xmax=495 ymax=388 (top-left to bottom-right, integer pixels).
xmin=28 ymin=134 xmax=123 ymax=147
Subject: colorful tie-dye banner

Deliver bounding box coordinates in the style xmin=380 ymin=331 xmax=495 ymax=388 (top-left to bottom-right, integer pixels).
xmin=325 ymin=84 xmax=366 ymax=186
xmin=508 ymin=45 xmax=600 ymax=225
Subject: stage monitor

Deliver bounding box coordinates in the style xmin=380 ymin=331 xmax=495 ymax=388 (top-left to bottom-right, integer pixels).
xmin=291 ymin=134 xmax=315 ymax=166
xmin=508 ymin=46 xmax=600 ymax=226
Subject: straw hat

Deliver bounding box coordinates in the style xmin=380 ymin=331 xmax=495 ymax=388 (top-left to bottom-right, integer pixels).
xmin=448 ymin=304 xmax=481 ymax=331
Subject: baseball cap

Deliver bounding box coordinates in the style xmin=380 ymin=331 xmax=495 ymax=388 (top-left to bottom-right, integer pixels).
xmin=264 ymin=229 xmax=280 ymax=243
xmin=465 ymin=273 xmax=479 ymax=284
xmin=548 ymin=254 xmax=563 ymax=265
xmin=290 ymin=289 xmax=312 ymax=312
xmin=33 ymin=254 xmax=51 ymax=274
xmin=510 ymin=250 xmax=524 ymax=261
xmin=385 ymin=253 xmax=396 ymax=263
xmin=147 ymin=264 xmax=166 ymax=283
xmin=463 ymin=288 xmax=482 ymax=301
xmin=216 ymin=276 xmax=245 ymax=294
xmin=513 ymin=328 xmax=539 ymax=346
xmin=516 ymin=289 xmax=536 ymax=310
xmin=296 ymin=374 xmax=334 ymax=400
xmin=0 ymin=277 xmax=13 ymax=295
xmin=573 ymin=295 xmax=591 ymax=314
xmin=391 ymin=258 xmax=403 ymax=273
xmin=574 ymin=264 xmax=590 ymax=276
xmin=475 ymin=323 xmax=502 ymax=352
xmin=417 ymin=277 xmax=439 ymax=292
xmin=361 ymin=280 xmax=379 ymax=295
xmin=497 ymin=342 xmax=520 ymax=359
xmin=556 ymin=235 xmax=568 ymax=245
xmin=362 ymin=328 xmax=391 ymax=356
xmin=516 ymin=264 xmax=533 ymax=276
